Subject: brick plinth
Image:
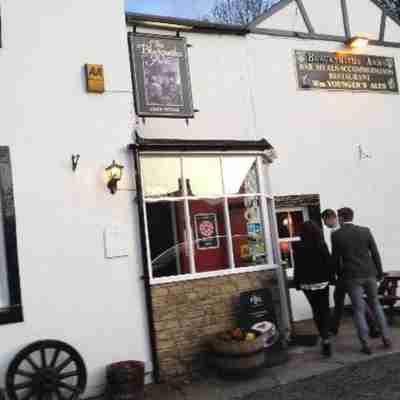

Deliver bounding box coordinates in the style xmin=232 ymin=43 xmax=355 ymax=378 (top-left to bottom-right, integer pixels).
xmin=150 ymin=270 xmax=280 ymax=381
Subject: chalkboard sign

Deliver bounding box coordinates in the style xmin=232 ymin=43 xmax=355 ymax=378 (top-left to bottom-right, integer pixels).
xmin=238 ymin=288 xmax=276 ymax=331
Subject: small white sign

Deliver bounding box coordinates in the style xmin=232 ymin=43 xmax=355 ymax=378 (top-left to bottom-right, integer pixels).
xmin=104 ymin=227 xmax=129 ymax=259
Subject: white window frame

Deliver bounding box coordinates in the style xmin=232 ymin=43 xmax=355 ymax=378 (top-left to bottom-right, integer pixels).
xmin=139 ymin=151 xmax=280 ymax=285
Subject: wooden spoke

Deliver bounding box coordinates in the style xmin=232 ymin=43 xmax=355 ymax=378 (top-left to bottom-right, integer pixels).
xmin=49 ymin=349 xmax=61 ymax=368
xmin=20 ymin=389 xmax=35 ymax=400
xmin=40 ymin=346 xmax=47 ymax=368
xmin=55 ymin=358 xmax=73 ymax=373
xmin=25 ymin=356 xmax=39 ymax=371
xmin=55 ymin=388 xmax=65 ymax=400
xmin=56 ymin=382 xmax=77 ymax=394
xmin=16 ymin=369 xmax=34 ymax=379
xmin=14 ymin=382 xmax=33 ymax=391
xmin=58 ymin=371 xmax=79 ymax=380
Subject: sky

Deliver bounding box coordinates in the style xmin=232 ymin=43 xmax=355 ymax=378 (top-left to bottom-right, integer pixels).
xmin=125 ymin=0 xmax=216 ymax=19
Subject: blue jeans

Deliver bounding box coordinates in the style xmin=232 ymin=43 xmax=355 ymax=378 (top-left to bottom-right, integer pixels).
xmin=346 ymin=278 xmax=390 ymax=343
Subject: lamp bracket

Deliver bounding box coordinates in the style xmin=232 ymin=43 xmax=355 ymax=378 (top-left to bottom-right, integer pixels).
xmin=71 ymin=154 xmax=80 ymax=172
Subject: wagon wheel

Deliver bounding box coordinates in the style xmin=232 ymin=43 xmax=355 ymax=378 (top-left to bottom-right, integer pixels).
xmin=6 ymin=340 xmax=87 ymax=400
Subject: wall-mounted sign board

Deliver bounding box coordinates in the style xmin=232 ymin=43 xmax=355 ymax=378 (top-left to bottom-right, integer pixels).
xmin=85 ymin=64 xmax=105 ymax=93
xmin=129 ymin=33 xmax=194 ymax=118
xmin=295 ymin=50 xmax=398 ymax=94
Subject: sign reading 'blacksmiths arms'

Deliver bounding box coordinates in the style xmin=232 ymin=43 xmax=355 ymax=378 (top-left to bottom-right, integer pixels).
xmin=295 ymin=50 xmax=398 ymax=93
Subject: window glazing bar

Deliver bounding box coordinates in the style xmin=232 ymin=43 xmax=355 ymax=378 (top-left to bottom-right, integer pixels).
xmin=181 ymin=156 xmax=196 ymax=274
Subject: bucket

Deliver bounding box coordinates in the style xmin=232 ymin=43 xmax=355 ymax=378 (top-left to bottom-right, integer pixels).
xmin=106 ymin=361 xmax=145 ymax=400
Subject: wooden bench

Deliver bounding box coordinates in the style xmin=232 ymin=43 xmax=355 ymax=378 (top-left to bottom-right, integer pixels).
xmin=377 ymin=273 xmax=400 ymax=325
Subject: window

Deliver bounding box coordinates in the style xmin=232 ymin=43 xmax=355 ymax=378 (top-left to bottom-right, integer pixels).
xmin=0 ymin=147 xmax=23 ymax=325
xmin=276 ymin=207 xmax=309 ymax=271
xmin=139 ymin=153 xmax=277 ymax=283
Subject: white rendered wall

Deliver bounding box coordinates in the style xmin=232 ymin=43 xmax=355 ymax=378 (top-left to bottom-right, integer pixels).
xmin=0 ymin=0 xmax=151 ymax=396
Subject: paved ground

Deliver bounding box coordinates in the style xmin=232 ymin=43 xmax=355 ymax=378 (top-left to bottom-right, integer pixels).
xmin=144 ymin=316 xmax=400 ymax=400
xmin=243 ymin=353 xmax=400 ymax=400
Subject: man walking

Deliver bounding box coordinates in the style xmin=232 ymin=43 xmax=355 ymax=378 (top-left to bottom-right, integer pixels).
xmin=322 ymin=209 xmax=380 ymax=337
xmin=331 ymin=207 xmax=391 ymax=354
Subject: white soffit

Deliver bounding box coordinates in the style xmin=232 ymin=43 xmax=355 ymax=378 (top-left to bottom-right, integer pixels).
xmin=256 ymin=1 xmax=308 ymax=33
xmin=385 ymin=16 xmax=400 ymax=42
xmin=301 ymin=0 xmax=344 ymax=36
xmin=347 ymin=0 xmax=381 ymax=40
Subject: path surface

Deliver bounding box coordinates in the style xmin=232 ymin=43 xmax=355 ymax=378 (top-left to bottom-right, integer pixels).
xmin=243 ymin=353 xmax=400 ymax=400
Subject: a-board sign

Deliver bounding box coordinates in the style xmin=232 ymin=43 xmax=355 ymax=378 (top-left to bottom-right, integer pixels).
xmin=238 ymin=288 xmax=276 ymax=331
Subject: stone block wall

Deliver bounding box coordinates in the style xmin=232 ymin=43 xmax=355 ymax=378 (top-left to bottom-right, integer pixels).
xmin=150 ymin=270 xmax=280 ymax=381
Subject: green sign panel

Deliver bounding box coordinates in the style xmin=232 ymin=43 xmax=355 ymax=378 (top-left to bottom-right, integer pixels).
xmin=295 ymin=50 xmax=398 ymax=93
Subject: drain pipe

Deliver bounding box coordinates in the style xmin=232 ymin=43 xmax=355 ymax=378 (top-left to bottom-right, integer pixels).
xmin=131 ymin=146 xmax=161 ymax=383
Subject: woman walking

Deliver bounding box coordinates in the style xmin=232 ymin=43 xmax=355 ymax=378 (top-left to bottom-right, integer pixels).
xmin=293 ymin=221 xmax=334 ymax=357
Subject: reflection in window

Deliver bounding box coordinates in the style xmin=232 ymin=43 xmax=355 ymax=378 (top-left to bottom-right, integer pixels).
xmin=228 ymin=197 xmax=267 ymax=267
xmin=142 ymin=156 xmax=181 ymax=197
xmin=146 ymin=201 xmax=191 ymax=277
xmin=182 ymin=157 xmax=223 ymax=197
xmin=223 ymin=156 xmax=259 ymax=194
xmin=280 ymin=241 xmax=294 ymax=269
xmin=189 ymin=199 xmax=230 ymax=272
xmin=276 ymin=211 xmax=304 ymax=239
xmin=276 ymin=209 xmax=306 ymax=270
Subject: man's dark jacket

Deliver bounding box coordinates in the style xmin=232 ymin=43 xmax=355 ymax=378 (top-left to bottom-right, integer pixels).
xmin=331 ymin=223 xmax=383 ymax=281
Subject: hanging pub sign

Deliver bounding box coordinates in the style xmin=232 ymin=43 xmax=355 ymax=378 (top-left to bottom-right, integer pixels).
xmin=194 ymin=213 xmax=219 ymax=250
xmin=129 ymin=33 xmax=194 ymax=118
xmin=295 ymin=50 xmax=399 ymax=94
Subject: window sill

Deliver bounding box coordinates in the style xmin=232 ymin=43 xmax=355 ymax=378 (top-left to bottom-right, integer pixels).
xmin=0 ymin=305 xmax=23 ymax=325
xmin=149 ymin=264 xmax=280 ymax=285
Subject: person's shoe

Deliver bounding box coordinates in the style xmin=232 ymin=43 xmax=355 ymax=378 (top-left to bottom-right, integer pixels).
xmin=360 ymin=343 xmax=372 ymax=355
xmin=322 ymin=341 xmax=332 ymax=357
xmin=369 ymin=328 xmax=381 ymax=339
xmin=383 ymin=337 xmax=393 ymax=349
xmin=329 ymin=328 xmax=338 ymax=337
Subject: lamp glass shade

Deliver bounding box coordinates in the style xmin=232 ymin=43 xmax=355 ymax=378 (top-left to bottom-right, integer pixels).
xmin=106 ymin=160 xmax=124 ymax=181
xmin=348 ymin=37 xmax=369 ymax=49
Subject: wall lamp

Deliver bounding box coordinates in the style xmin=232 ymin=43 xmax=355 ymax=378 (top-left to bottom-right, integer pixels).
xmin=105 ymin=160 xmax=124 ymax=194
xmin=346 ymin=36 xmax=369 ymax=49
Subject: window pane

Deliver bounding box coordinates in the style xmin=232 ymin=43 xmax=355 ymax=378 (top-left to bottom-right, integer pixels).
xmin=290 ymin=211 xmax=305 ymax=237
xmin=228 ymin=197 xmax=268 ymax=267
xmin=146 ymin=201 xmax=191 ymax=277
xmin=183 ymin=157 xmax=223 ymax=196
xmin=276 ymin=210 xmax=305 ymax=239
xmin=223 ymin=156 xmax=260 ymax=194
xmin=280 ymin=241 xmax=294 ymax=269
xmin=141 ymin=156 xmax=181 ymax=197
xmin=276 ymin=212 xmax=290 ymax=238
xmin=189 ymin=199 xmax=230 ymax=272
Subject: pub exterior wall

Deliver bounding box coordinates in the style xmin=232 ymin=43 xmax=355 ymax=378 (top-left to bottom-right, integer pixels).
xmin=0 ymin=0 xmax=151 ymax=397
xmin=0 ymin=0 xmax=399 ymax=394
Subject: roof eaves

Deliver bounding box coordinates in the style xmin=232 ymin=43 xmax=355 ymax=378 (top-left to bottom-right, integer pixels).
xmin=126 ymin=12 xmax=249 ymax=35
